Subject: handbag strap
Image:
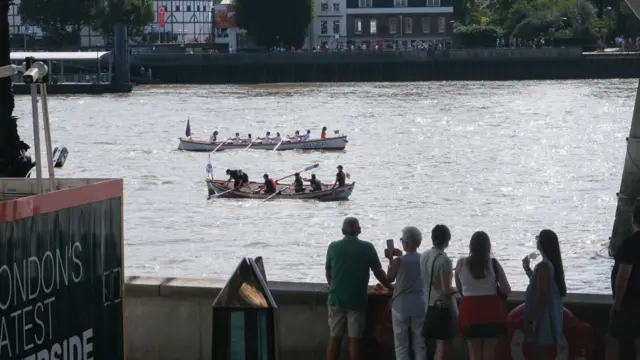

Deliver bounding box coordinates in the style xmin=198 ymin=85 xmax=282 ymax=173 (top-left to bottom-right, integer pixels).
xmin=427 ymin=252 xmax=443 ymax=303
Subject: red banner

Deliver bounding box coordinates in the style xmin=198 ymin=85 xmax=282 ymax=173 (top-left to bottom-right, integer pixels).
xmin=158 ymin=6 xmax=165 ymax=28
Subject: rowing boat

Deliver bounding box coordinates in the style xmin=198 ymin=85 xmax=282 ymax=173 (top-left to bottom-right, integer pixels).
xmin=206 ymin=179 xmax=355 ymax=201
xmin=178 ymin=135 xmax=348 ymax=152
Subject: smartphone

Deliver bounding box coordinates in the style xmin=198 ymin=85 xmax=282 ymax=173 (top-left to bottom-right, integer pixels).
xmin=386 ymin=239 xmax=394 ymax=251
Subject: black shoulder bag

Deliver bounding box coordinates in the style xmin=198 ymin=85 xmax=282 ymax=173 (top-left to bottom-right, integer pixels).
xmin=492 ymin=258 xmax=508 ymax=302
xmin=422 ymin=253 xmax=454 ymax=339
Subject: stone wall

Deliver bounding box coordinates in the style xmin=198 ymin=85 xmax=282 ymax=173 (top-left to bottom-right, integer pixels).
xmin=132 ymin=48 xmax=584 ymax=67
xmin=124 ymin=276 xmax=622 ymax=360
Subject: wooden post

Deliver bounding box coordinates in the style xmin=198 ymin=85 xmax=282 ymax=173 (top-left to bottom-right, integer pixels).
xmin=609 ymin=79 xmax=640 ymax=256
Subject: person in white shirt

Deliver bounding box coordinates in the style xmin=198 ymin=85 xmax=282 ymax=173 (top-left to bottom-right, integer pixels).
xmin=245 ymin=134 xmax=253 ymax=144
xmin=301 ymin=130 xmax=311 ymax=142
xmin=229 ymin=132 xmax=241 ymax=144
xmin=289 ymin=130 xmax=301 ymax=142
xmin=272 ymin=132 xmax=282 ymax=144
xmin=261 ymin=132 xmax=272 ymax=144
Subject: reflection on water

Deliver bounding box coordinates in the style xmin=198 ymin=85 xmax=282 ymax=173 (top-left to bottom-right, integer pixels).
xmin=13 ymin=80 xmax=638 ymax=293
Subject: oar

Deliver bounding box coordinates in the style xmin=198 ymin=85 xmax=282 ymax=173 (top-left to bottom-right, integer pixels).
xmin=211 ymin=141 xmax=225 ymax=152
xmin=243 ymin=139 xmax=256 ymax=151
xmin=213 ymin=181 xmax=250 ymax=198
xmin=272 ymin=139 xmax=284 ymax=152
xmin=261 ymin=186 xmax=290 ymax=203
xmin=275 ymin=164 xmax=319 ymax=183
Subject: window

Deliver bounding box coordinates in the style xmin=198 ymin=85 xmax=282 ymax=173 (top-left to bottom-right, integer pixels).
xmin=422 ymin=17 xmax=430 ymax=33
xmin=355 ymin=18 xmax=362 ymax=34
xmin=321 ymin=20 xmax=328 ymax=34
xmin=321 ymin=2 xmax=328 ymax=11
xmin=203 ymin=5 xmax=206 ymax=11
xmin=358 ymin=0 xmax=372 ymax=7
xmin=438 ymin=16 xmax=446 ymax=33
xmin=333 ymin=3 xmax=340 ymax=11
xmin=404 ymin=17 xmax=413 ymax=34
xmin=175 ymin=4 xmax=180 ymax=11
xmin=389 ymin=18 xmax=398 ymax=34
xmin=197 ymin=5 xmax=200 ymax=11
xmin=394 ymin=0 xmax=407 ymax=6
xmin=333 ymin=20 xmax=340 ymax=34
xmin=187 ymin=5 xmax=192 ymax=11
xmin=426 ymin=0 xmax=440 ymax=5
xmin=370 ymin=18 xmax=377 ymax=34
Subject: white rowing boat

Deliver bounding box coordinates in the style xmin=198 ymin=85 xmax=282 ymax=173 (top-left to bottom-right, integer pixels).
xmin=178 ymin=135 xmax=348 ymax=152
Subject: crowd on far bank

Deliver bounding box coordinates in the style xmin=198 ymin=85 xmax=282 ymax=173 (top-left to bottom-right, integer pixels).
xmin=324 ymin=206 xmax=640 ymax=360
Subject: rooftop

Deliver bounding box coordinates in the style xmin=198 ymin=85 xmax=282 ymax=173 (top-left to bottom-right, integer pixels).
xmin=10 ymin=51 xmax=112 ymax=61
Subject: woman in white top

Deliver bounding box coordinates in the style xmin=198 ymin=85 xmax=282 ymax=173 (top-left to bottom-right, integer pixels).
xmin=420 ymin=224 xmax=458 ymax=360
xmin=454 ymin=231 xmax=511 ymax=360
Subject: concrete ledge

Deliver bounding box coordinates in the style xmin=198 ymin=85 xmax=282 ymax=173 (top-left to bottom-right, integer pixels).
xmin=131 ymin=48 xmax=584 ymax=67
xmin=124 ymin=276 xmax=617 ymax=360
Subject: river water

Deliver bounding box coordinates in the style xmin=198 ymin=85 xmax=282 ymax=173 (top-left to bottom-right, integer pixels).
xmin=12 ymin=80 xmax=638 ymax=294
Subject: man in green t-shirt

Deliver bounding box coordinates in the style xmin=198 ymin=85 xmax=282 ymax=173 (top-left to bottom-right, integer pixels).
xmin=325 ymin=217 xmax=393 ymax=360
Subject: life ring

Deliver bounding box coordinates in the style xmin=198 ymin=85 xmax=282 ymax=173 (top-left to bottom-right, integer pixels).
xmin=510 ymin=328 xmax=569 ymax=360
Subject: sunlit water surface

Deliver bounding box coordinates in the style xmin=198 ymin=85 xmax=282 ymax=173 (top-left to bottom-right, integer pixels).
xmin=13 ymin=80 xmax=638 ymax=294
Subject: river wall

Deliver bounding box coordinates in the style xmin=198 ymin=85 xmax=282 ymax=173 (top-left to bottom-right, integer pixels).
xmin=125 ymin=276 xmax=625 ymax=360
xmin=130 ymin=48 xmax=640 ymax=84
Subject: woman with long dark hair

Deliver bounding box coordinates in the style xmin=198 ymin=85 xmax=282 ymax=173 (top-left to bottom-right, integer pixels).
xmin=455 ymin=231 xmax=511 ymax=360
xmin=522 ymin=229 xmax=567 ymax=359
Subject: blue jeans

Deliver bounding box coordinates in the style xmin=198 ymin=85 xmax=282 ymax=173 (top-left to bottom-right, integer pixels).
xmin=391 ymin=309 xmax=427 ymax=360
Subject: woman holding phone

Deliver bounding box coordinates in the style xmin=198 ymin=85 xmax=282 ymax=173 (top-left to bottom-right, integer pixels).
xmin=385 ymin=226 xmax=427 ymax=360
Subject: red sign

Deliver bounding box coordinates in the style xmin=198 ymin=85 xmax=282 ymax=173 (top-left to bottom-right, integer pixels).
xmin=158 ymin=6 xmax=165 ymax=28
xmin=214 ymin=5 xmax=236 ymax=29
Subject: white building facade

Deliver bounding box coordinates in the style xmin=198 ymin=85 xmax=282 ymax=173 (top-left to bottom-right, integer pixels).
xmin=146 ymin=0 xmax=215 ymax=43
xmin=311 ymin=0 xmax=347 ymax=48
xmin=7 ymin=0 xmax=215 ymax=48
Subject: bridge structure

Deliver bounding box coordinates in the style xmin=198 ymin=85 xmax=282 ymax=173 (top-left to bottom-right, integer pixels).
xmin=610 ymin=0 xmax=640 ymax=255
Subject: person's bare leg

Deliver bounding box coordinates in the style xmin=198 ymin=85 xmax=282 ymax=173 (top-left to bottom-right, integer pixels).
xmin=436 ymin=340 xmax=452 ymax=360
xmin=466 ymin=339 xmax=482 ymax=360
xmin=482 ymin=337 xmax=499 ymax=360
xmin=326 ymin=336 xmax=342 ymax=360
xmin=348 ymin=337 xmax=360 ymax=360
xmin=605 ymin=335 xmax=618 ymax=360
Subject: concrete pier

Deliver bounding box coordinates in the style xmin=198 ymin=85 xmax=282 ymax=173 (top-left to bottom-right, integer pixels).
xmin=125 ymin=276 xmax=619 ymax=360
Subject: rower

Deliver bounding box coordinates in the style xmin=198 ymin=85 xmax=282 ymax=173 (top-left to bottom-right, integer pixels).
xmin=210 ymin=131 xmax=219 ymax=143
xmin=261 ymin=132 xmax=272 ymax=144
xmin=289 ymin=130 xmax=301 ymax=142
xmin=225 ymin=169 xmax=241 ymax=188
xmin=304 ymin=174 xmax=323 ymax=192
xmin=293 ymin=173 xmax=305 ymax=193
xmin=245 ymin=134 xmax=253 ymax=144
xmin=230 ymin=133 xmax=241 ymax=144
xmin=236 ymin=169 xmax=249 ymax=190
xmin=332 ymin=165 xmax=346 ymax=189
xmin=272 ymin=132 xmax=282 ymax=143
xmin=321 ymin=126 xmax=328 ymax=140
xmin=262 ymin=174 xmax=277 ymax=194
xmin=301 ymin=130 xmax=311 ymax=142
xmin=225 ymin=169 xmax=249 ymax=190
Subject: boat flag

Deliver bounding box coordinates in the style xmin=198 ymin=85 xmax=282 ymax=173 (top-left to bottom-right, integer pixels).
xmin=206 ymin=154 xmax=213 ymax=179
xmin=185 ymin=118 xmax=191 ymax=137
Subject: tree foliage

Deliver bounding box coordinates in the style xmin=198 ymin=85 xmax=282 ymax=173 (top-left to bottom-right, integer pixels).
xmin=93 ymin=0 xmax=154 ymax=38
xmin=455 ymin=0 xmax=634 ymax=43
xmin=0 ymin=0 xmax=34 ymax=177
xmin=19 ymin=0 xmax=96 ymax=46
xmin=235 ymin=0 xmax=314 ymax=49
